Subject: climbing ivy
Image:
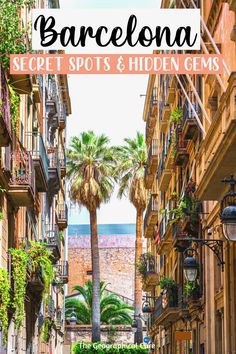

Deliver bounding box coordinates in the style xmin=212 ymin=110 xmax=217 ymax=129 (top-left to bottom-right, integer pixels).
xmin=0 ymin=268 xmax=10 ymax=345
xmin=41 ymin=318 xmax=52 ymax=343
xmin=27 ymin=242 xmax=54 ymax=302
xmin=8 ymin=84 xmax=20 ymax=131
xmin=9 ymin=248 xmax=28 ymax=329
xmin=0 ymin=0 xmax=27 ymax=69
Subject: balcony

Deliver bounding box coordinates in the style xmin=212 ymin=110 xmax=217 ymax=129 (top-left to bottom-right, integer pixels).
xmin=144 ymin=139 xmax=158 ymax=189
xmin=162 ymin=104 xmax=171 ymax=122
xmin=182 ymin=99 xmax=200 ymax=140
xmin=172 ymin=222 xmax=190 ymax=251
xmin=159 ymin=101 xmax=168 ymax=132
xmin=45 ymin=224 xmax=61 ymax=263
xmin=26 ymin=133 xmax=49 ymax=192
xmin=0 ymin=66 xmax=12 ymax=146
xmin=10 ymin=73 xmax=32 ymax=94
xmin=145 ymin=88 xmax=158 ymax=145
xmin=142 ymin=255 xmax=159 ymax=291
xmin=8 ymin=150 xmax=35 ymax=207
xmin=47 ymin=296 xmax=55 ymax=319
xmin=59 ymin=103 xmax=67 ymax=129
xmin=174 ymin=127 xmax=189 ymax=166
xmin=27 ymin=266 xmax=45 ymax=293
xmin=32 ymin=83 xmax=42 ymax=104
xmin=57 ymin=203 xmax=68 ymax=230
xmin=165 ymin=75 xmax=175 ymax=104
xmin=156 ymin=211 xmax=172 ymax=255
xmin=164 ymin=127 xmax=174 ymax=170
xmin=144 ymin=195 xmax=158 ymax=238
xmin=46 ymin=79 xmax=58 ymax=116
xmin=59 ymin=149 xmax=66 ymax=178
xmin=48 ymin=148 xmax=61 ymax=196
xmin=152 ymin=285 xmax=187 ymax=327
xmin=54 ymin=261 xmax=69 ymax=284
xmin=55 ymin=309 xmax=63 ymax=331
xmin=158 ymin=153 xmax=172 ymax=192
xmin=196 ymin=73 xmax=236 ymax=200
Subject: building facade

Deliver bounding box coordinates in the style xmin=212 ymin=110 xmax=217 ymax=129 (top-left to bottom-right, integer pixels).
xmin=142 ymin=0 xmax=236 ymax=353
xmin=68 ymin=224 xmax=136 ymax=302
xmin=0 ymin=1 xmax=70 ymax=353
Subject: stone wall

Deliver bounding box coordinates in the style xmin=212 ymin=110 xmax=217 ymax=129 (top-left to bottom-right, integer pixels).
xmin=68 ymin=234 xmax=135 ymax=300
xmin=64 ymin=325 xmax=134 ymax=346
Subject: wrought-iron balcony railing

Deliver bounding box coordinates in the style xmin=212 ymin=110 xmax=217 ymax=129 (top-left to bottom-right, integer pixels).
xmin=58 ymin=203 xmax=68 ymax=220
xmin=48 ymin=148 xmax=60 ymax=171
xmin=174 ymin=126 xmax=189 ymax=166
xmin=8 ymin=150 xmax=36 ymax=206
xmin=144 ymin=139 xmax=158 ymax=181
xmin=45 ymin=224 xmax=61 ymax=262
xmin=145 ymin=255 xmax=156 ymax=273
xmin=47 ymin=295 xmax=55 ymax=319
xmin=144 ymin=195 xmax=158 ymax=233
xmin=182 ymin=97 xmax=201 ymax=140
xmin=159 ymin=99 xmax=165 ymax=124
xmin=157 ymin=151 xmax=165 ymax=183
xmin=46 ymin=79 xmax=59 ymax=126
xmin=150 ymin=87 xmax=158 ymax=109
xmin=48 ymin=147 xmax=61 ymax=195
xmin=59 ymin=103 xmax=67 ymax=128
xmin=55 ymin=309 xmax=63 ymax=329
xmin=146 ymin=87 xmax=158 ymax=144
xmin=59 ymin=149 xmax=66 ymax=177
xmin=0 ymin=66 xmax=12 ymax=146
xmin=57 ymin=203 xmax=68 ymax=229
xmin=54 ymin=261 xmax=69 ymax=284
xmin=159 ymin=210 xmax=169 ymax=241
xmin=48 ymin=78 xmax=58 ymax=102
xmin=153 ymin=284 xmax=184 ymax=324
xmin=25 ymin=133 xmax=49 ymax=189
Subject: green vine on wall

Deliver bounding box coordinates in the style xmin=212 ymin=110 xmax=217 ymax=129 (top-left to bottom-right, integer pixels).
xmin=0 ymin=268 xmax=10 ymax=345
xmin=8 ymin=84 xmax=20 ymax=131
xmin=9 ymin=248 xmax=28 ymax=329
xmin=41 ymin=318 xmax=52 ymax=343
xmin=0 ymin=0 xmax=28 ymax=69
xmin=27 ymin=242 xmax=54 ymax=302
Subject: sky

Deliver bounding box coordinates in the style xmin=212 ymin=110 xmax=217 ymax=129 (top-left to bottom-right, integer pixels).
xmin=60 ymin=0 xmax=161 ymax=225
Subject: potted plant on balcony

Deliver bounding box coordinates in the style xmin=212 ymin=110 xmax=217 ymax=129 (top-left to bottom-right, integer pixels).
xmin=27 ymin=242 xmax=54 ymax=301
xmin=136 ymin=253 xmax=155 ymax=282
xmin=183 ymin=281 xmax=201 ymax=301
xmin=170 ymin=108 xmax=183 ymax=126
xmin=158 ymin=277 xmax=178 ymax=307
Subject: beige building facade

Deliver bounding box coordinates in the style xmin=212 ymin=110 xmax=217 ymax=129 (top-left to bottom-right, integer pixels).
xmin=0 ymin=1 xmax=70 ymax=353
xmin=142 ymin=0 xmax=236 ymax=353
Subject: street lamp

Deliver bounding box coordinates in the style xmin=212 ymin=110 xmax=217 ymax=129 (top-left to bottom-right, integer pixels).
xmin=67 ymin=309 xmax=77 ymax=326
xmin=52 ymin=276 xmax=61 ymax=294
xmin=183 ymin=247 xmax=199 ymax=282
xmin=142 ymin=301 xmax=151 ymax=314
xmin=221 ymin=175 xmax=236 ymax=241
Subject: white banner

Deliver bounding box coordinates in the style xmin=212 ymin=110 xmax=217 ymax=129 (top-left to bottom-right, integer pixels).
xmin=32 ymin=9 xmax=200 ymax=53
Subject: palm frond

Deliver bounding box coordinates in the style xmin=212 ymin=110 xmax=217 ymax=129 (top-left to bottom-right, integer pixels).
xmin=67 ymin=281 xmax=133 ymax=326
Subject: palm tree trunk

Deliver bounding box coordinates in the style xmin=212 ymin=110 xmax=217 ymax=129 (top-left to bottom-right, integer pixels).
xmin=134 ymin=209 xmax=143 ymax=316
xmin=90 ymin=209 xmax=101 ymax=342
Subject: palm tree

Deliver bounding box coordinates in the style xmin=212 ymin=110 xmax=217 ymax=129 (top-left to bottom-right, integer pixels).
xmin=67 ymin=131 xmax=116 ymax=342
xmin=115 ymin=132 xmax=147 ymax=317
xmin=65 ymin=281 xmax=133 ymax=325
